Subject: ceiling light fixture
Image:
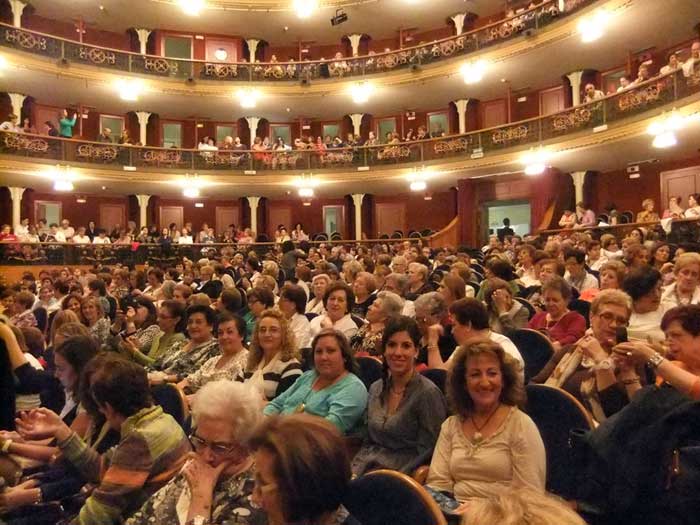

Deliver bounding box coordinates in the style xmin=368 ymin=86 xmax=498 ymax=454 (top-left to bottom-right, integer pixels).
xmin=298 ymin=187 xmax=314 ymax=198
xmin=409 ymin=180 xmax=427 ymax=192
xmin=350 ymin=81 xmax=373 ymax=104
xmin=460 ymin=60 xmax=488 ymax=84
xmin=235 ymin=88 xmax=261 ymax=109
xmin=295 ymin=173 xmax=319 ymax=199
xmin=48 ymin=164 xmax=76 ymax=192
xmin=520 ymin=147 xmax=552 ymax=176
xmin=577 ymin=10 xmax=610 ymax=43
xmin=115 ymin=78 xmax=143 ymax=101
xmin=178 ymin=0 xmax=205 ymax=16
xmin=647 ymin=110 xmax=686 ymax=149
xmin=182 ymin=173 xmax=204 ymax=198
xmin=407 ymin=166 xmax=434 ymax=192
xmin=293 ymin=0 xmax=318 ymax=19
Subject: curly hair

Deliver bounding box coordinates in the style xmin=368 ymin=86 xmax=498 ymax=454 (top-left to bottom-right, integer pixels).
xmin=447 ymin=340 xmax=525 ymax=417
xmin=246 ymin=308 xmax=298 ymax=372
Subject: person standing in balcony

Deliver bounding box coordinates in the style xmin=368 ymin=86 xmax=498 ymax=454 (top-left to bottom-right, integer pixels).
xmin=0 ymin=114 xmax=21 ymax=132
xmin=59 ymin=109 xmax=77 ymax=138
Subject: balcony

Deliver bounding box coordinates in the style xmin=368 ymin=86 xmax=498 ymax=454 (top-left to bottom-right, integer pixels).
xmin=0 ymin=0 xmax=594 ymax=84
xmin=2 ymin=68 xmax=699 ymax=177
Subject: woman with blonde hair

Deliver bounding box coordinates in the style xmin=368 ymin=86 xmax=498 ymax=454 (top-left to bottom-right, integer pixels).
xmin=466 ymin=488 xmax=586 ymax=525
xmin=238 ymin=308 xmax=302 ymax=401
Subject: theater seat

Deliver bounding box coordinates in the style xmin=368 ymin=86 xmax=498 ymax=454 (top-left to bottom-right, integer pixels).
xmin=151 ymin=383 xmax=190 ymax=432
xmin=508 ymin=328 xmax=554 ymax=383
xmin=524 ymin=384 xmax=594 ymax=499
xmin=344 ymin=469 xmax=447 ymax=525
xmin=357 ymin=356 xmax=383 ymax=390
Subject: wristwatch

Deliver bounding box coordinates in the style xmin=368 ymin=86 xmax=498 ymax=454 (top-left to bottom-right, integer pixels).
xmin=593 ymin=358 xmax=614 ymax=371
xmin=647 ymin=351 xmax=666 ymax=369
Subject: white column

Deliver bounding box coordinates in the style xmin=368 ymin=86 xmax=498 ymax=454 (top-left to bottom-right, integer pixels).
xmin=246 ymin=196 xmax=260 ymax=236
xmin=134 ymin=28 xmax=152 ymax=55
xmin=351 ymin=193 xmax=365 ymax=241
xmin=570 ymin=171 xmax=587 ymax=204
xmin=453 ymin=99 xmax=469 ymax=134
xmin=7 ymin=93 xmax=26 ymax=120
xmin=558 ymin=0 xmax=566 ymax=13
xmin=8 ymin=0 xmax=27 ymax=28
xmin=450 ymin=13 xmax=467 ymax=36
xmin=245 ymin=116 xmax=261 ymax=138
xmin=566 ymin=70 xmax=584 ymax=107
xmin=349 ymin=113 xmax=364 ymax=136
xmin=135 ymin=194 xmax=151 ymax=228
xmin=247 ymin=39 xmax=260 ymax=63
xmin=347 ymin=34 xmax=363 ymax=57
xmin=8 ymin=186 xmax=26 ymax=231
xmin=135 ymin=111 xmax=151 ymax=146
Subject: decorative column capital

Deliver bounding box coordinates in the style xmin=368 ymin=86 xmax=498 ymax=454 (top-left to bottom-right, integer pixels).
xmin=348 ymin=113 xmax=364 ymax=136
xmin=8 ymin=186 xmax=26 ymax=202
xmin=450 ymin=12 xmax=468 ymax=36
xmin=246 ymin=39 xmax=261 ymax=63
xmin=351 ymin=193 xmax=365 ymax=207
xmin=7 ymin=93 xmax=26 ymax=118
xmin=570 ymin=171 xmax=587 ymax=204
xmin=245 ymin=116 xmax=261 ymax=136
xmin=566 ymin=71 xmax=585 ymax=107
xmin=135 ymin=111 xmax=151 ymax=146
xmin=133 ymin=28 xmax=152 ymax=55
xmin=8 ymin=0 xmax=27 ymax=28
xmin=347 ymin=34 xmax=363 ymax=57
xmin=246 ymin=196 xmax=261 ymax=208
xmin=135 ymin=194 xmax=151 ymax=207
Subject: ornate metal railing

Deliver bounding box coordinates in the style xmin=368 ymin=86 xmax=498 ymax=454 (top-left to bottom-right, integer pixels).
xmin=0 ymin=0 xmax=594 ymax=83
xmin=1 ymin=68 xmax=698 ymax=172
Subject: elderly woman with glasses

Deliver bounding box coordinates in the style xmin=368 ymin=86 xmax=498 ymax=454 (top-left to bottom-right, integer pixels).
xmin=534 ymin=290 xmax=637 ymax=422
xmin=126 ymin=381 xmax=266 ymax=525
xmin=263 ymin=329 xmax=367 ymax=435
xmin=351 ymin=290 xmax=404 ymax=357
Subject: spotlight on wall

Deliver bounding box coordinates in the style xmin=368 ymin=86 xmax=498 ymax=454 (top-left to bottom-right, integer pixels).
xmin=520 ymin=147 xmax=552 ymax=176
xmin=235 ymin=88 xmax=261 ymax=109
xmin=178 ymin=0 xmax=205 ymax=16
xmin=647 ymin=110 xmax=687 ymax=149
xmin=577 ymin=9 xmax=611 ymax=43
xmin=293 ymin=0 xmax=318 ymax=19
xmin=331 ymin=9 xmax=348 ymax=26
xmin=115 ymin=78 xmax=144 ymax=101
xmin=350 ymin=81 xmax=373 ymax=104
xmin=460 ymin=60 xmax=488 ymax=84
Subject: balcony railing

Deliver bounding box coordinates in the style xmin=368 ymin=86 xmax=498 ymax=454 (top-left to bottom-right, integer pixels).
xmin=0 ymin=0 xmax=594 ymax=83
xmin=2 ymin=68 xmax=698 ymax=172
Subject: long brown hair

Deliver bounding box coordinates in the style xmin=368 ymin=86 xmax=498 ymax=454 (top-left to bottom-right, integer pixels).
xmin=245 ymin=309 xmax=298 ymax=372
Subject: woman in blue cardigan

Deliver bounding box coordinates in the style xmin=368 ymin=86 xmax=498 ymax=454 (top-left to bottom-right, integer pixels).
xmin=263 ymin=328 xmax=368 ymax=435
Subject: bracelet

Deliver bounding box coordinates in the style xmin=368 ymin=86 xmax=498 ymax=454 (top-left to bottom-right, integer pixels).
xmin=622 ymin=377 xmax=641 ymax=386
xmin=647 ymin=352 xmax=665 ymax=369
xmin=1 ymin=438 xmax=12 ymax=453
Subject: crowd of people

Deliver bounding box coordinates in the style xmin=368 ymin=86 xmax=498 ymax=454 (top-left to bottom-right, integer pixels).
xmin=1 ymin=200 xmax=700 ymax=524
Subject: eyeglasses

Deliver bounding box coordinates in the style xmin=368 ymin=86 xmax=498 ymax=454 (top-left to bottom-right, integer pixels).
xmin=189 ymin=434 xmax=238 ymax=456
xmin=597 ymin=311 xmax=629 ymax=326
xmin=258 ymin=326 xmax=281 ymax=335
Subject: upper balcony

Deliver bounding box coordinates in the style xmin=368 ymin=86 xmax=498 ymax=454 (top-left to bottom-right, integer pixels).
xmin=2 ymin=68 xmax=699 ymax=183
xmin=0 ymin=0 xmax=595 ymax=85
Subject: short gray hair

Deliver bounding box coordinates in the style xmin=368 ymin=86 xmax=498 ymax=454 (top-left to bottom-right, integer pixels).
xmin=386 ymin=272 xmax=409 ymax=293
xmin=376 ymin=291 xmax=404 ymax=318
xmin=414 ymin=291 xmax=447 ymax=317
xmin=191 ymin=380 xmax=263 ymax=444
xmin=408 ymin=262 xmax=429 ymax=281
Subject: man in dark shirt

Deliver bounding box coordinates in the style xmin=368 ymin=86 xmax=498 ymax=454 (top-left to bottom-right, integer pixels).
xmin=497 ymin=218 xmax=515 ymax=242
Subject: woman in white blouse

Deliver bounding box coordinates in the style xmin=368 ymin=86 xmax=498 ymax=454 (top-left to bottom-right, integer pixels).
xmin=177 ymin=227 xmax=194 ymax=244
xmin=308 ymin=281 xmax=361 ymax=340
xmin=279 ymin=283 xmax=311 ymax=349
xmin=426 ymin=340 xmax=545 ymax=505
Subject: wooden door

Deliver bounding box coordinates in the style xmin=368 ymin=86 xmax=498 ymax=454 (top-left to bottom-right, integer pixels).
xmin=661 ymin=166 xmax=700 ymax=207
xmin=99 ymin=204 xmax=126 ymax=231
xmin=375 ymin=202 xmax=406 ymax=237
xmin=323 ymin=205 xmax=345 ymax=237
xmin=268 ymin=205 xmax=292 ymax=237
xmin=159 ymin=206 xmax=184 ymax=230
xmin=481 ymin=99 xmax=507 ymax=128
xmin=215 ymin=206 xmax=240 ymax=235
xmin=539 ymin=86 xmax=566 ymax=116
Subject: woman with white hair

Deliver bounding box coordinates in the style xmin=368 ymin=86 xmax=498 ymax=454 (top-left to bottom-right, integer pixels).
xmin=126 ymin=380 xmax=265 ymax=525
xmin=466 ymin=488 xmax=585 ymax=525
xmin=351 ymin=291 xmax=404 ymax=357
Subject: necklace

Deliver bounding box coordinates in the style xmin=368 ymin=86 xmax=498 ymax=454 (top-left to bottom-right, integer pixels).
xmin=470 ymin=404 xmax=501 ymax=444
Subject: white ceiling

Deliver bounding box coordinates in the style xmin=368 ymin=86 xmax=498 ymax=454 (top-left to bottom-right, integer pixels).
xmin=4 ymin=0 xmax=697 ymax=122
xmin=28 ymin=0 xmax=492 ymax=46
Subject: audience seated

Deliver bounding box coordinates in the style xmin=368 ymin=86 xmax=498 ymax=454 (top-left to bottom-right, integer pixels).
xmin=263 ymin=328 xmax=367 ymax=435
xmin=126 ymin=380 xmax=264 ymax=525
xmin=351 ymin=290 xmax=403 ymax=357
xmin=425 ymin=341 xmax=545 ymax=504
xmin=528 ymin=276 xmax=587 ymax=351
xmin=352 ymin=316 xmax=447 ymax=475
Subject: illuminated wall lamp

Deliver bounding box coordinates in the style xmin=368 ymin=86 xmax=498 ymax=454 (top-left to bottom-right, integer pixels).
xmin=350 ymin=82 xmax=373 ymax=104
xmin=183 ymin=187 xmax=200 ymax=198
xmin=298 ymin=187 xmax=314 ymax=198
xmin=410 ymin=180 xmax=427 ymax=192
xmin=179 ymin=0 xmax=205 ymax=16
xmin=460 ymin=60 xmax=487 ymax=84
xmin=577 ymin=10 xmax=610 ymax=43
xmin=293 ymin=0 xmax=318 ymax=19
xmin=520 ymin=147 xmax=551 ymax=176
xmin=235 ymin=88 xmax=261 ymax=109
